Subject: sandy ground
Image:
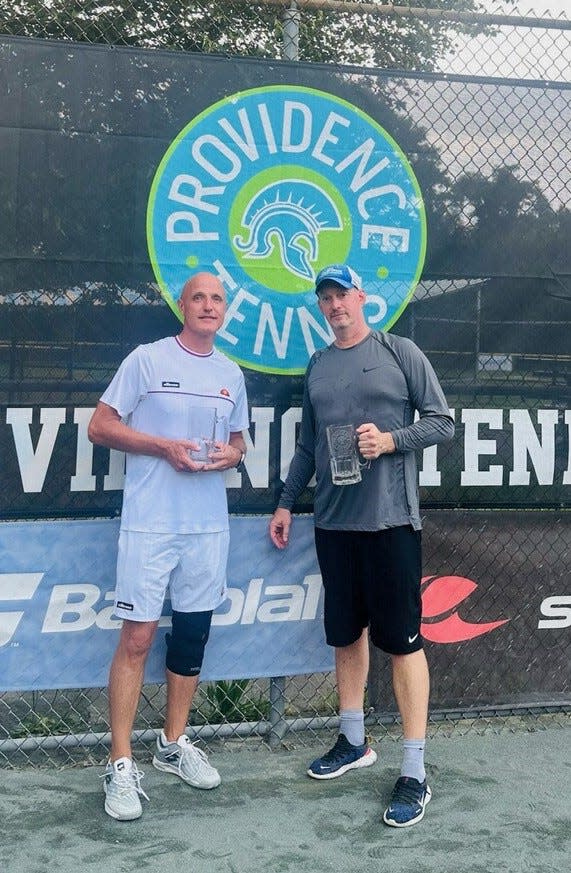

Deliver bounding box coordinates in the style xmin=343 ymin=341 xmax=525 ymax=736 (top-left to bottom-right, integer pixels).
xmin=1 ymin=725 xmax=569 ymax=873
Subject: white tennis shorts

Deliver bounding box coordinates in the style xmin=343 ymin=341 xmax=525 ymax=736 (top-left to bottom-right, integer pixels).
xmin=114 ymin=529 xmax=230 ymax=621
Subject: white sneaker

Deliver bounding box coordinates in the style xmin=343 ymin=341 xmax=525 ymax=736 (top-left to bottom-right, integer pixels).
xmin=152 ymin=732 xmax=221 ymax=789
xmin=102 ymin=756 xmax=149 ymax=820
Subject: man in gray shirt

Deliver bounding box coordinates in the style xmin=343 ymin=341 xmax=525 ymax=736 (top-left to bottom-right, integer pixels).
xmin=269 ymin=264 xmax=454 ymax=828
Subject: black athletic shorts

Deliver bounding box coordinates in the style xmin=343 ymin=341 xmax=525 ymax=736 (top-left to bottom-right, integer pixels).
xmin=314 ymin=525 xmax=423 ymax=655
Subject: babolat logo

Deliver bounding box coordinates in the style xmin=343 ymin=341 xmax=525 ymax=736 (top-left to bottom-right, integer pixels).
xmin=420 ymin=575 xmax=509 ymax=643
xmin=147 ymin=86 xmax=426 ymax=374
xmin=0 ymin=573 xmax=44 ymax=646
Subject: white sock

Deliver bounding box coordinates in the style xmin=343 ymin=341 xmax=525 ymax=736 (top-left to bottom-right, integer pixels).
xmin=339 ymin=709 xmax=365 ymax=747
xmin=400 ymin=738 xmax=426 ymax=783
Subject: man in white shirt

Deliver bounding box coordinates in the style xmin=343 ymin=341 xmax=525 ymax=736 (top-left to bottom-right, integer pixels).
xmin=89 ymin=272 xmax=248 ymax=821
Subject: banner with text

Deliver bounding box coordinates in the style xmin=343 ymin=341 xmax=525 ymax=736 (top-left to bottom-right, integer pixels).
xmin=0 ymin=516 xmax=331 ymax=691
xmin=1 ymin=37 xmax=569 ymax=519
xmin=0 ymin=514 xmax=568 ymax=708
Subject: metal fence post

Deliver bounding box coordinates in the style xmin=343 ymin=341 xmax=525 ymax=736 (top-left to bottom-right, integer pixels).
xmin=282 ymin=1 xmax=300 ymax=61
xmin=268 ymin=676 xmax=287 ymax=747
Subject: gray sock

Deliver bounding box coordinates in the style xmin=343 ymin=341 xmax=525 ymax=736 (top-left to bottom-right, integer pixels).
xmin=400 ymin=738 xmax=426 ymax=783
xmin=339 ymin=709 xmax=365 ymax=747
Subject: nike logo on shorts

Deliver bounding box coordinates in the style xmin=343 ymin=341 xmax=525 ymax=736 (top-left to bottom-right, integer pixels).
xmin=408 ymin=633 xmax=419 ymax=644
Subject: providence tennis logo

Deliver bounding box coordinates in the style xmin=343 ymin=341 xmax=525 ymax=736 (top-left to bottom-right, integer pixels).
xmin=147 ymin=86 xmax=426 ymax=374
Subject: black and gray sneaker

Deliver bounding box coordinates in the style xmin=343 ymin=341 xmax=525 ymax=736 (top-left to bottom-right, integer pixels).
xmin=307 ymin=733 xmax=377 ymax=780
xmin=152 ymin=732 xmax=221 ymax=789
xmin=383 ymin=776 xmax=432 ymax=827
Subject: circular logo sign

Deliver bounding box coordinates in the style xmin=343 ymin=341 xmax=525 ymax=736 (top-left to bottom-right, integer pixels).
xmin=147 ymin=86 xmax=426 ymax=374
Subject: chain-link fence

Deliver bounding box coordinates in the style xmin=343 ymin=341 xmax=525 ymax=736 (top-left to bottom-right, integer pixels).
xmin=0 ymin=2 xmax=569 ymax=766
xmin=1 ymin=1 xmax=569 ymax=80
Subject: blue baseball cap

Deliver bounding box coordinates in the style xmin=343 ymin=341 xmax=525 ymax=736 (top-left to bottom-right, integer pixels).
xmin=315 ymin=264 xmax=363 ymax=294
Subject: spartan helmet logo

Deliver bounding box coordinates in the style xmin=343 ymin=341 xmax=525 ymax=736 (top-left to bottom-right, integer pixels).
xmin=233 ymin=180 xmax=343 ymax=282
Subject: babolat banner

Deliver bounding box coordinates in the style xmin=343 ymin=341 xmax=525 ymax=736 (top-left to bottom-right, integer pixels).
xmin=1 ymin=37 xmax=570 ymax=518
xmin=0 ymin=516 xmax=331 ymax=691
xmin=0 ymin=512 xmax=568 ymax=703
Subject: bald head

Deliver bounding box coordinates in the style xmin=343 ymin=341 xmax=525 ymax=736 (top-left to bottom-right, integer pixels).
xmin=177 ymin=272 xmax=227 ymax=351
xmin=180 ymin=272 xmax=226 ymax=304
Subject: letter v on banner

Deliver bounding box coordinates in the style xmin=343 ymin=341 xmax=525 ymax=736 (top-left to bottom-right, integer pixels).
xmin=6 ymin=408 xmax=66 ymax=492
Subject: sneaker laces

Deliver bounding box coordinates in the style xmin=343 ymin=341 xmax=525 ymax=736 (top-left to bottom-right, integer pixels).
xmin=390 ymin=777 xmax=423 ymax=806
xmin=177 ymin=737 xmax=211 ymax=775
xmin=102 ymin=762 xmax=150 ymax=802
xmin=320 ymin=734 xmax=354 ymax=765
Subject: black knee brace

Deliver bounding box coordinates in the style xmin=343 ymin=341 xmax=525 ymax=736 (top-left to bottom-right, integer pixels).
xmin=165 ymin=610 xmax=213 ymax=677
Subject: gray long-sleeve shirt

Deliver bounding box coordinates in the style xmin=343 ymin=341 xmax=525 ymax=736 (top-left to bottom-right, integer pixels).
xmin=278 ymin=330 xmax=455 ymax=531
